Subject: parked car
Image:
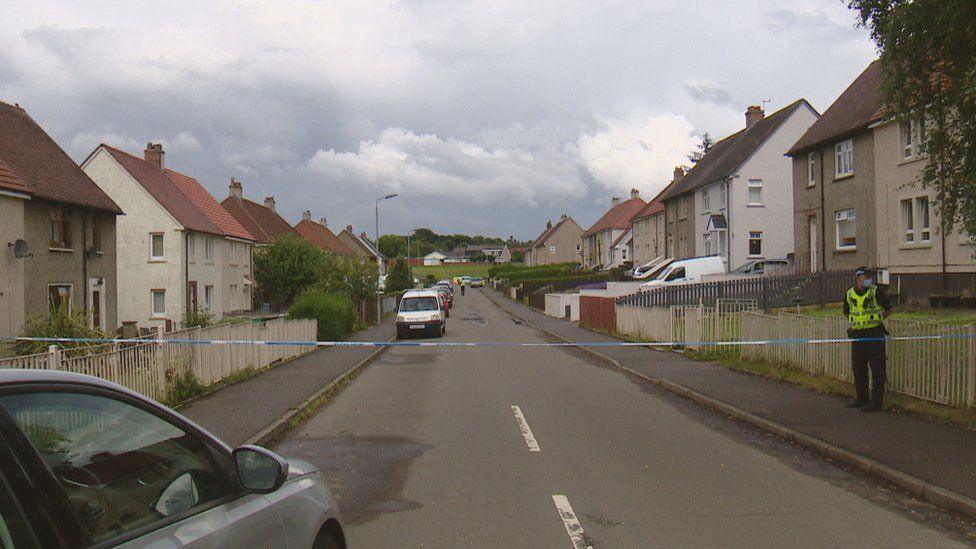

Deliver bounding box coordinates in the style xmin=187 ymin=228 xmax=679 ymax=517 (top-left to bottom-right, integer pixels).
xmin=434 ymin=283 xmax=454 ymax=308
xmin=730 ymin=258 xmax=791 ymax=276
xmin=0 ymin=369 xmax=346 ymax=548
xmin=435 ymin=286 xmax=452 ymax=316
xmin=470 ymin=277 xmax=484 ymax=288
xmin=640 ymin=256 xmax=726 ymax=290
xmin=631 ymin=256 xmax=673 ymax=280
xmin=396 ymin=289 xmax=446 ymax=338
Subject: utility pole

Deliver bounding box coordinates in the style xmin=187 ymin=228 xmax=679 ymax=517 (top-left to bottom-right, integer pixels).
xmin=375 ymin=193 xmax=399 ymax=322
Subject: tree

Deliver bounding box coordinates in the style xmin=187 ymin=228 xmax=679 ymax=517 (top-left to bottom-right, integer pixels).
xmin=252 ymin=235 xmax=324 ymax=309
xmin=385 ymin=257 xmax=413 ymax=292
xmin=688 ymin=132 xmax=714 ymax=164
xmin=319 ymin=252 xmax=378 ymax=307
xmin=378 ymin=234 xmax=407 ymax=258
xmin=849 ymin=0 xmax=976 ymax=238
xmin=511 ymin=249 xmax=524 ymax=263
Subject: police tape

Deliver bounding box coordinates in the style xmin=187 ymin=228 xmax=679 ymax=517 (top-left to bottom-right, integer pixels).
xmin=2 ymin=333 xmax=973 ymax=348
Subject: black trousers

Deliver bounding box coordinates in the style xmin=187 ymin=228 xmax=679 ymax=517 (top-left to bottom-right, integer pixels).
xmin=460 ymin=286 xmax=465 ymax=295
xmin=851 ymin=338 xmax=886 ymax=405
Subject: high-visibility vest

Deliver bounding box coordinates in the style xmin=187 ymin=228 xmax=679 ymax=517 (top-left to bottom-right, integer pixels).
xmin=846 ymin=287 xmax=884 ymax=330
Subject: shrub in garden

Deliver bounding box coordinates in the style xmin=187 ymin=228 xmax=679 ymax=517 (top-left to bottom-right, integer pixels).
xmin=17 ymin=303 xmax=109 ymax=356
xmin=288 ymin=290 xmax=356 ymax=341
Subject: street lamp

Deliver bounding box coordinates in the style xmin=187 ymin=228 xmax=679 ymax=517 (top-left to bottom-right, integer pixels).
xmin=375 ymin=193 xmax=398 ymax=322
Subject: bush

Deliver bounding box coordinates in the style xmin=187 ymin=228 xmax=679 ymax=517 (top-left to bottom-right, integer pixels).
xmin=183 ymin=306 xmax=215 ymax=328
xmin=385 ymin=256 xmax=412 ymax=293
xmin=288 ymin=290 xmax=356 ymax=341
xmin=17 ymin=303 xmax=110 ymax=356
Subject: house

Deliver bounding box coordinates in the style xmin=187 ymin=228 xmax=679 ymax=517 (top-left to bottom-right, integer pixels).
xmin=82 ymin=143 xmax=256 ymax=330
xmin=465 ymin=244 xmax=512 ymax=263
xmin=787 ymin=60 xmax=976 ymax=301
xmin=0 ymin=101 xmax=122 ymax=341
xmin=423 ymin=250 xmax=447 ymax=266
xmin=525 ymin=214 xmax=584 ymax=267
xmin=581 ymin=189 xmax=646 ymax=269
xmin=661 ymin=100 xmax=820 ymax=271
xmin=337 ymin=225 xmax=385 ymax=274
xmin=629 ymin=175 xmax=674 ymax=267
xmin=294 ymin=212 xmax=354 ymax=255
xmin=221 ymin=177 xmax=298 ymax=245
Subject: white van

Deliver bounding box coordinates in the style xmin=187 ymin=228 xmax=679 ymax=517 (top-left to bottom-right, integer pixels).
xmin=639 ymin=256 xmax=726 ymax=290
xmin=632 ymin=256 xmax=673 ymax=280
xmin=396 ymin=289 xmax=446 ymax=339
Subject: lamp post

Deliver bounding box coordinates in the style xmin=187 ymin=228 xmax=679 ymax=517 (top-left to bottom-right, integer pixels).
xmin=375 ymin=193 xmax=398 ymax=322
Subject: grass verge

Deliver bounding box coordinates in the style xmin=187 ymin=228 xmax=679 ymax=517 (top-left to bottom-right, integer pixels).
xmin=412 ymin=263 xmax=491 ymax=279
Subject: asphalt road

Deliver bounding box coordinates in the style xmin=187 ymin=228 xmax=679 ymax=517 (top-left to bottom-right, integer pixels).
xmin=274 ymin=289 xmax=974 ymax=548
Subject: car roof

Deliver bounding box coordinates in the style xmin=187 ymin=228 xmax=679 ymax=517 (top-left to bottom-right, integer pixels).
xmin=403 ymin=289 xmax=440 ymax=297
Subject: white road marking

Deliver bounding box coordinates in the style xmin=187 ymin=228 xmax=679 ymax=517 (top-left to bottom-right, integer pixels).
xmin=552 ymin=494 xmax=591 ymax=549
xmin=511 ymin=405 xmax=541 ymax=452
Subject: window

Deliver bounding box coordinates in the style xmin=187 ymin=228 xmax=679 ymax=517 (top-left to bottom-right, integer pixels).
xmin=901 ymin=199 xmax=914 ymax=243
xmin=807 ymin=152 xmax=816 ymax=187
xmin=678 ymin=196 xmax=688 ymax=220
xmin=917 ymin=197 xmax=931 ymax=242
xmin=835 ymin=139 xmax=854 ymax=177
xmin=701 ymin=189 xmax=710 ymax=212
xmin=664 ymin=266 xmax=686 ymax=282
xmin=748 ymin=231 xmax=763 ymax=257
xmin=90 ymin=215 xmax=102 ymax=252
xmin=901 ymin=116 xmax=928 ymax=160
xmin=187 ymin=234 xmax=195 ymax=263
xmin=49 ymin=206 xmax=71 ymax=248
xmin=835 ymin=209 xmax=857 ymax=250
xmin=204 ymin=237 xmax=214 ymax=263
xmin=901 ymin=119 xmax=914 ymax=159
xmin=747 ymin=179 xmax=763 ymax=205
xmin=549 ymin=244 xmax=556 ymax=254
xmin=230 ymin=284 xmax=238 ymax=311
xmin=0 ymin=391 xmax=233 ymax=545
xmin=719 ymin=184 xmax=726 ymax=209
xmin=575 ymin=243 xmax=581 ymax=253
xmin=204 ymin=285 xmax=214 ymax=311
xmin=718 ymin=231 xmax=728 ymax=256
xmin=150 ymin=233 xmax=164 ymax=260
xmin=0 ymin=468 xmax=35 ymax=547
xmin=48 ymin=284 xmax=72 ymax=314
xmin=151 ymin=289 xmax=166 ymax=317
xmin=702 ymin=233 xmax=712 ymax=255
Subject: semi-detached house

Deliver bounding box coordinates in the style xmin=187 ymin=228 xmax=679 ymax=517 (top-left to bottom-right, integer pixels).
xmin=82 ymin=143 xmax=256 ymax=331
xmin=787 ymin=60 xmax=976 ymax=302
xmin=661 ymin=100 xmax=820 ymax=271
xmin=221 ymin=178 xmax=298 ymax=245
xmin=581 ymin=190 xmax=645 ymax=269
xmin=525 ymin=214 xmax=584 ymax=267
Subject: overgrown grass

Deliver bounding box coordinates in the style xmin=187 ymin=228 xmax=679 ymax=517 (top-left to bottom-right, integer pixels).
xmin=783 ymin=303 xmax=976 ymax=325
xmin=164 ymin=365 xmax=260 ymax=407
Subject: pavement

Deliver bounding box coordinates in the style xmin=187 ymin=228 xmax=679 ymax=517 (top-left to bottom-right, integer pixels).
xmin=273 ymin=289 xmax=976 ymax=547
xmin=179 ymin=316 xmax=393 ymax=446
xmin=484 ymin=289 xmax=976 ymax=514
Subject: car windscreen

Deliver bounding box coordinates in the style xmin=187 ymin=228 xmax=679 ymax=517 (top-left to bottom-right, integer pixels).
xmin=400 ymin=297 xmax=439 ymax=312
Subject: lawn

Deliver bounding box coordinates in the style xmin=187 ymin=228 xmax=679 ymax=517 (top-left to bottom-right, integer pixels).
xmin=786 ymin=303 xmax=976 ymax=326
xmin=411 ymin=263 xmax=493 ymax=280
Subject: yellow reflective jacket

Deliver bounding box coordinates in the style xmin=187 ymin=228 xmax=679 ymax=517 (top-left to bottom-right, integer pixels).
xmin=846 ymin=287 xmax=884 ymax=330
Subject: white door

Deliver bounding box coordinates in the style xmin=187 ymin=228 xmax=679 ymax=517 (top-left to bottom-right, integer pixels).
xmin=808 ymin=216 xmax=818 ymax=272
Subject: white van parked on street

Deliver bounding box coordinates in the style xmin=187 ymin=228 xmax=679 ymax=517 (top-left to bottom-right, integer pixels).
xmin=396 ymin=289 xmax=446 ymax=339
xmin=632 ymin=256 xmax=673 ymax=280
xmin=639 ymin=256 xmax=726 ymax=290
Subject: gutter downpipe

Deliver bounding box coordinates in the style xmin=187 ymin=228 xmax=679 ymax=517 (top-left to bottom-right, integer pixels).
xmin=819 ymin=149 xmax=827 ymax=272
xmin=82 ymin=213 xmax=88 ymax=319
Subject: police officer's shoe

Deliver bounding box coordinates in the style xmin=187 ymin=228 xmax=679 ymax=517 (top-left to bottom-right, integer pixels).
xmin=860 ymin=403 xmax=883 ymax=413
xmin=846 ymin=400 xmax=869 ymax=409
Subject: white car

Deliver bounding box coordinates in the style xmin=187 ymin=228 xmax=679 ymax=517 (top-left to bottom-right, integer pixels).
xmin=640 ymin=255 xmax=726 ymax=290
xmin=0 ymin=369 xmax=346 ymax=548
xmin=396 ymin=289 xmax=446 ymax=339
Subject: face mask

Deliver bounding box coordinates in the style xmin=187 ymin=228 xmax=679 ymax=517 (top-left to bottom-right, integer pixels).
xmin=862 ymin=278 xmax=875 ymax=288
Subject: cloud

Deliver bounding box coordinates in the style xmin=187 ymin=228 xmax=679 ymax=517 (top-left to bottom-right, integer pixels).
xmin=683 ymin=79 xmax=735 ymax=106
xmin=767 ymin=7 xmax=863 ymax=40
xmin=160 ymin=132 xmax=202 ymax=153
xmin=577 ymin=114 xmax=698 ymax=198
xmin=69 ymin=132 xmax=140 ymax=157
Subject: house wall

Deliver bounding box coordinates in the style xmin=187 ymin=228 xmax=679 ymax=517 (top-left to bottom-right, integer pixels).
xmin=817 ymin=132 xmax=878 ymax=271
xmin=534 ymin=219 xmax=583 ymax=266
xmin=83 ymin=149 xmax=184 ymax=329
xmin=665 ymin=194 xmax=695 ymax=260
xmin=792 ymin=151 xmax=823 ymax=274
xmin=22 ymin=198 xmax=119 ymax=332
xmin=0 ymin=195 xmax=26 ymax=342
xmin=631 ymin=213 xmax=665 ymax=265
xmin=219 ymin=238 xmax=253 ymax=314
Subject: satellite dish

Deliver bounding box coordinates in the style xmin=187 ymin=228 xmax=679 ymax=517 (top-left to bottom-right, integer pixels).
xmin=10 ymin=239 xmax=30 ymax=259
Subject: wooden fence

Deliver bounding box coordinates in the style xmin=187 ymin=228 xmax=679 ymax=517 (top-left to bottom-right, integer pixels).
xmin=580 ymin=295 xmax=617 ymax=333
xmin=0 ymin=317 xmax=316 ymax=402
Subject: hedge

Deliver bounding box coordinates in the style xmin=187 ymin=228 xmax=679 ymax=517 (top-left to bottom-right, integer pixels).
xmin=288 ymin=290 xmax=356 ymax=341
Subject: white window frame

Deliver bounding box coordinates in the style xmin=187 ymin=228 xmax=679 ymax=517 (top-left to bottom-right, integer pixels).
xmin=901 ymin=199 xmax=914 ymax=243
xmin=149 ymin=233 xmax=164 ymax=261
xmin=835 ymin=209 xmax=857 ymax=250
xmin=748 ymin=231 xmax=763 ymax=258
xmin=719 ymin=184 xmax=726 ymax=210
xmin=150 ymin=289 xmax=166 ymax=318
xmin=747 ymin=179 xmax=763 ymax=206
xmin=901 ymin=119 xmax=914 ymax=160
xmin=187 ymin=234 xmax=195 ymax=263
xmin=835 ymin=139 xmax=854 ymax=178
xmin=701 ymin=189 xmax=710 ymax=213
xmin=702 ymin=233 xmax=712 ymax=255
xmin=917 ymin=197 xmax=931 ymax=242
xmin=204 ymin=237 xmax=214 ymax=263
xmin=549 ymin=244 xmax=556 ymax=254
xmin=807 ymin=152 xmax=816 ymax=187
xmin=204 ymin=285 xmax=214 ymax=311
xmin=47 ymin=283 xmax=73 ymax=314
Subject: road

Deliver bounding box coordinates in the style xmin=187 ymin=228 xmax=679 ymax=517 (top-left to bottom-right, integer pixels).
xmin=274 ymin=289 xmax=973 ymax=548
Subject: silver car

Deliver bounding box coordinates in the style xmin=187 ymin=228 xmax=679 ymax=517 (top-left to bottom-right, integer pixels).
xmin=0 ymin=369 xmax=346 ymax=548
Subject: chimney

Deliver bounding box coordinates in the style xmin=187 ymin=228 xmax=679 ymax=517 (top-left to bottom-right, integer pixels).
xmin=673 ymin=166 xmax=685 ymax=182
xmin=144 ymin=143 xmax=165 ymax=169
xmin=546 ymin=219 xmax=553 ymax=229
xmin=745 ymin=105 xmax=765 ymax=128
xmin=560 ymin=213 xmax=568 ymax=220
xmin=263 ymin=196 xmax=276 ymax=212
xmin=611 ymin=196 xmax=621 ymax=206
xmin=346 ymin=225 xmax=353 ymax=233
xmin=302 ymin=210 xmax=312 ymax=222
xmin=361 ymin=232 xmax=369 ymax=240
xmin=630 ymin=188 xmax=640 ymax=199
xmin=319 ymin=218 xmax=328 ymax=227
xmin=229 ymin=177 xmax=243 ymax=199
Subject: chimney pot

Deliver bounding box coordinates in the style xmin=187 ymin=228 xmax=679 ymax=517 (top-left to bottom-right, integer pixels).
xmin=229 ymin=177 xmax=243 ymax=199
xmin=319 ymin=218 xmax=328 ymax=227
xmin=346 ymin=225 xmax=353 ymax=232
xmin=611 ymin=196 xmax=621 ymax=206
xmin=302 ymin=210 xmax=312 ymax=222
xmin=263 ymin=196 xmax=275 ymax=212
xmin=144 ymin=142 xmax=165 ymax=169
xmin=560 ymin=213 xmax=568 ymax=220
xmin=630 ymin=188 xmax=640 ymax=199
xmin=673 ymin=166 xmax=685 ymax=181
xmin=745 ymin=105 xmax=765 ymax=128
xmin=546 ymin=219 xmax=553 ymax=229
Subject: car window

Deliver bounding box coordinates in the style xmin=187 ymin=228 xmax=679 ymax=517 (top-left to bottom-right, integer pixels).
xmin=0 ymin=468 xmax=35 ymax=549
xmin=400 ymin=297 xmax=439 ymax=312
xmin=665 ymin=267 xmax=686 ymax=281
xmin=0 ymin=392 xmax=233 ymax=545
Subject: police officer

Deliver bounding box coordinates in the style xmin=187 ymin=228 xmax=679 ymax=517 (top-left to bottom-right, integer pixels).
xmin=843 ymin=266 xmax=893 ymax=412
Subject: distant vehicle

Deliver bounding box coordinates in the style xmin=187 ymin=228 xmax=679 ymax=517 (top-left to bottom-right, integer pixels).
xmin=460 ymin=276 xmax=472 ymax=285
xmin=730 ymin=258 xmax=791 ymax=276
xmin=434 ymin=286 xmax=453 ymax=315
xmin=631 ymin=256 xmax=673 ymax=280
xmin=396 ymin=289 xmax=446 ymax=338
xmin=640 ymin=256 xmax=726 ymax=290
xmin=439 ymin=279 xmax=453 ymax=287
xmin=470 ymin=277 xmax=484 ymax=287
xmin=0 ymin=369 xmax=346 ymax=548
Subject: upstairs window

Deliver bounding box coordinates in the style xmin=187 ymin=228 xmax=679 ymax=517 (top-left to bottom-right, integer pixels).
xmin=549 ymin=244 xmax=556 ymax=254
xmin=719 ymin=184 xmax=726 ymax=209
xmin=747 ymin=179 xmax=763 ymax=205
xmin=701 ymin=189 xmax=710 ymax=212
xmin=807 ymin=152 xmax=816 ymax=187
xmin=50 ymin=206 xmax=71 ymax=248
xmin=204 ymin=237 xmax=214 ymax=263
xmin=150 ymin=233 xmax=164 ymax=260
xmin=835 ymin=139 xmax=854 ymax=177
xmin=90 ymin=215 xmax=102 ymax=252
xmin=917 ymin=197 xmax=931 ymax=242
xmin=901 ymin=116 xmax=928 ymax=160
xmin=187 ymin=234 xmax=195 ymax=263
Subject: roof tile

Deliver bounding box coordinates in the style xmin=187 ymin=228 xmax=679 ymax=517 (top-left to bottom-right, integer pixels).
xmin=221 ymin=195 xmax=297 ymax=244
xmin=581 ymin=197 xmax=646 ymax=237
xmin=294 ymin=220 xmax=354 ymax=255
xmin=166 ymin=169 xmax=254 ymax=241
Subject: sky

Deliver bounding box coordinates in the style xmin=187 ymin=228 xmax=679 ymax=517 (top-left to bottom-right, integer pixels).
xmin=0 ymin=0 xmax=877 ymax=240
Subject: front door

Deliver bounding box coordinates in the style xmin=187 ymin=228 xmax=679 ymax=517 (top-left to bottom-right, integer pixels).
xmin=188 ymin=281 xmax=198 ymax=310
xmin=87 ymin=278 xmax=107 ymax=332
xmin=808 ymin=216 xmax=818 ymax=272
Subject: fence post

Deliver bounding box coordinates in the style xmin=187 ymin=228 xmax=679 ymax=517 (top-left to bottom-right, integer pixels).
xmin=47 ymin=345 xmax=61 ymax=370
xmin=761 ymin=277 xmax=769 ymax=312
xmin=969 ymin=324 xmax=976 ymax=407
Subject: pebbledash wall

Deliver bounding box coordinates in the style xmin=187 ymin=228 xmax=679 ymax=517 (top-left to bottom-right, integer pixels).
xmin=0 ymin=195 xmax=26 ymax=341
